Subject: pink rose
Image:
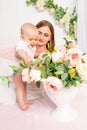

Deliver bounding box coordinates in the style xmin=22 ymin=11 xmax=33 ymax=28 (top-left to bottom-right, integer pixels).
xmin=44 ymin=76 xmax=63 ymax=92
xmin=65 ymin=48 xmax=82 ymax=67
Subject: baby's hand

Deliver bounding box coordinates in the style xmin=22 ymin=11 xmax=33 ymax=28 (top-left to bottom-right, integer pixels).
xmin=24 ymin=56 xmax=32 ymax=65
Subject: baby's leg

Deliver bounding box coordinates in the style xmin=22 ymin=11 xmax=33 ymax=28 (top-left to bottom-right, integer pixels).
xmin=12 ymin=72 xmax=31 ymax=110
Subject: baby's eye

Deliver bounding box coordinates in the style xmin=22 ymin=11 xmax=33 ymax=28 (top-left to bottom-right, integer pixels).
xmin=34 ymin=39 xmax=38 ymax=41
xmin=35 ymin=39 xmax=38 ymax=41
xmin=29 ymin=39 xmax=33 ymax=41
xmin=39 ymin=31 xmax=42 ymax=35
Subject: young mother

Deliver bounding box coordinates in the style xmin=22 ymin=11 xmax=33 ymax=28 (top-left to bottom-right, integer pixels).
xmin=13 ymin=20 xmax=55 ymax=110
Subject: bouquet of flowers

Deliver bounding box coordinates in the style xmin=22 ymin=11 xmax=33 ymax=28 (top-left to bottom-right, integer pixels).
xmin=0 ymin=43 xmax=87 ymax=93
xmin=21 ymin=44 xmax=87 ymax=93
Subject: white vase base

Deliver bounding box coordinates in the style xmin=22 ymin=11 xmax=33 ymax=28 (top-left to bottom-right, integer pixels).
xmin=51 ymin=106 xmax=78 ymax=122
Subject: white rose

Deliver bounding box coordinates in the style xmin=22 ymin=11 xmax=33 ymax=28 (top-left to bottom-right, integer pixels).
xmin=76 ymin=63 xmax=87 ymax=81
xmin=52 ymin=51 xmax=64 ymax=63
xmin=59 ymin=13 xmax=70 ymax=27
xmin=82 ymin=54 xmax=87 ymax=63
xmin=21 ymin=68 xmax=32 ymax=83
xmin=30 ymin=69 xmax=41 ymax=82
xmin=21 ymin=68 xmax=29 ymax=76
xmin=22 ymin=75 xmax=30 ymax=82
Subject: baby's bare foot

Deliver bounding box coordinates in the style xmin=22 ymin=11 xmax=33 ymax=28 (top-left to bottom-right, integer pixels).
xmin=25 ymin=100 xmax=33 ymax=105
xmin=18 ymin=103 xmax=30 ymax=111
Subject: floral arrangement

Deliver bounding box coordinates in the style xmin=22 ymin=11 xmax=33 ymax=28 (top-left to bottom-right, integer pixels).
xmin=0 ymin=0 xmax=85 ymax=94
xmin=1 ymin=44 xmax=87 ymax=92
xmin=21 ymin=44 xmax=87 ymax=92
xmin=26 ymin=0 xmax=77 ymax=41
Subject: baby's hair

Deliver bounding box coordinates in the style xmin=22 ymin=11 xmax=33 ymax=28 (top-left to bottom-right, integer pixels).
xmin=20 ymin=23 xmax=37 ymax=35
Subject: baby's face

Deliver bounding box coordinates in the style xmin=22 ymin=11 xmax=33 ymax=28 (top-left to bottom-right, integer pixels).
xmin=23 ymin=29 xmax=39 ymax=46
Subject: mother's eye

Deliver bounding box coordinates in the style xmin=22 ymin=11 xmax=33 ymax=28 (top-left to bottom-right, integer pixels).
xmin=44 ymin=33 xmax=49 ymax=37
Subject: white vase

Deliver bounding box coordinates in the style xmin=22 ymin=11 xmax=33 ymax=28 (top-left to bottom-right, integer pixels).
xmin=27 ymin=82 xmax=44 ymax=100
xmin=45 ymin=86 xmax=78 ymax=122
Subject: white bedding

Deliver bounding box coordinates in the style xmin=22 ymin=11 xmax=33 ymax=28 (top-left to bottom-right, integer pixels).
xmin=0 ymin=58 xmax=16 ymax=104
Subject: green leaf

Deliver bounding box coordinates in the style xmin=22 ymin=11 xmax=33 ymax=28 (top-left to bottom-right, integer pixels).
xmin=68 ymin=68 xmax=75 ymax=74
xmin=61 ymin=73 xmax=68 ymax=80
xmin=9 ymin=65 xmax=20 ymax=71
xmin=38 ymin=66 xmax=47 ymax=78
xmin=9 ymin=65 xmax=21 ymax=75
xmin=55 ymin=64 xmax=64 ymax=71
xmin=20 ymin=60 xmax=27 ymax=67
xmin=63 ymin=80 xmax=68 ymax=87
xmin=64 ymin=60 xmax=70 ymax=68
xmin=30 ymin=58 xmax=41 ymax=65
xmin=41 ymin=53 xmax=48 ymax=58
xmin=0 ymin=75 xmax=7 ymax=79
xmin=0 ymin=76 xmax=10 ymax=86
xmin=49 ymin=62 xmax=56 ymax=70
xmin=13 ymin=71 xmax=20 ymax=76
xmin=26 ymin=0 xmax=38 ymax=5
xmin=44 ymin=57 xmax=51 ymax=65
xmin=36 ymin=81 xmax=41 ymax=88
xmin=54 ymin=70 xmax=64 ymax=75
xmin=3 ymin=78 xmax=9 ymax=86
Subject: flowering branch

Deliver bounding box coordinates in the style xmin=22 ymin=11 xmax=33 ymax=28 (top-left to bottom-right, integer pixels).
xmin=26 ymin=0 xmax=77 ymax=41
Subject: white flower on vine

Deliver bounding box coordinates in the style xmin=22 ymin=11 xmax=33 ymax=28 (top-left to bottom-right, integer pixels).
xmin=59 ymin=13 xmax=70 ymax=27
xmin=49 ymin=8 xmax=55 ymax=15
xmin=65 ymin=21 xmax=70 ymax=32
xmin=36 ymin=0 xmax=46 ymax=11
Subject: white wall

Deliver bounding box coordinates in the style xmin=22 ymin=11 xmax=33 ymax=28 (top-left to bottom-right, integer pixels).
xmin=0 ymin=0 xmax=76 ymax=47
xmin=77 ymin=0 xmax=87 ymax=52
xmin=84 ymin=1 xmax=87 ymax=44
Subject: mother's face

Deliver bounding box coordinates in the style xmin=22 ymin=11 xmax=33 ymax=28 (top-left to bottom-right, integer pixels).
xmin=37 ymin=26 xmax=51 ymax=46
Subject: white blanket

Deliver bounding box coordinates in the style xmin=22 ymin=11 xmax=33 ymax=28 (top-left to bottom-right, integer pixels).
xmin=0 ymin=58 xmax=16 ymax=104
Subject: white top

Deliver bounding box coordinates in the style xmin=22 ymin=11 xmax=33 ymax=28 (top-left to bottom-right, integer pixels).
xmin=16 ymin=40 xmax=36 ymax=60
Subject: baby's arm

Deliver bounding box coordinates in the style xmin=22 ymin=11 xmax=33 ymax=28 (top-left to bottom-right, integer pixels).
xmin=16 ymin=50 xmax=32 ymax=65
